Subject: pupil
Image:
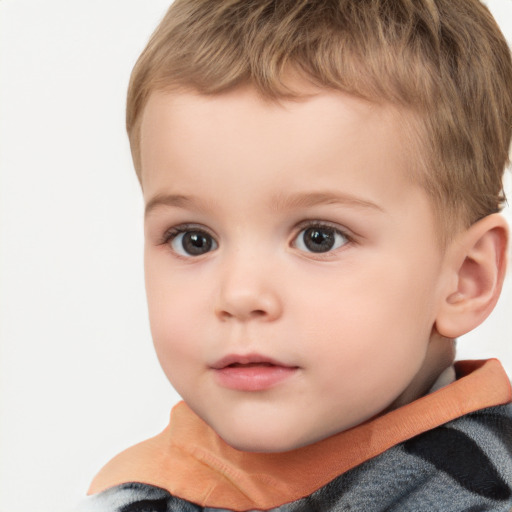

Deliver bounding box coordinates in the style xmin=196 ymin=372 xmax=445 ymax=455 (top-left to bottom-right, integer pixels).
xmin=183 ymin=232 xmax=212 ymax=255
xmin=304 ymin=227 xmax=335 ymax=253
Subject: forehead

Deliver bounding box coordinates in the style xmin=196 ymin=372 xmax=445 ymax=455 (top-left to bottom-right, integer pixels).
xmin=139 ymin=88 xmax=420 ymax=201
xmin=140 ymin=87 xmax=405 ymax=147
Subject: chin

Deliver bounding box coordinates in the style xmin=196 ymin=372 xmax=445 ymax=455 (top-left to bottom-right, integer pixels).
xmin=222 ymin=432 xmax=299 ymax=453
xmin=215 ymin=421 xmax=315 ymax=453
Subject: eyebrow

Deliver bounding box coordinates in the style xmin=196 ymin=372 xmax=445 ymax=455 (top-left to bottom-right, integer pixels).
xmin=145 ymin=191 xmax=385 ymax=218
xmin=145 ymin=194 xmax=206 ymax=218
xmin=269 ymin=191 xmax=385 ymax=213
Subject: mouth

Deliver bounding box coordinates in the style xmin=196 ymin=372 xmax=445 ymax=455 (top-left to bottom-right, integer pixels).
xmin=211 ymin=353 xmax=299 ymax=391
xmin=211 ymin=353 xmax=295 ymax=370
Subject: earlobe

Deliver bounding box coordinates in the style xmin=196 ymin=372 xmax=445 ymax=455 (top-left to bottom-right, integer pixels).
xmin=435 ymin=214 xmax=508 ymax=339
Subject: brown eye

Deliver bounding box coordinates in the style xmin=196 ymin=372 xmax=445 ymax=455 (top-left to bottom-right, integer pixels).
xmin=170 ymin=230 xmax=217 ymax=256
xmin=295 ymin=225 xmax=348 ymax=253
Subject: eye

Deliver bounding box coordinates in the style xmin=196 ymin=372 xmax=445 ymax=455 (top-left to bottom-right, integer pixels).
xmin=294 ymin=224 xmax=348 ymax=253
xmin=166 ymin=228 xmax=218 ymax=257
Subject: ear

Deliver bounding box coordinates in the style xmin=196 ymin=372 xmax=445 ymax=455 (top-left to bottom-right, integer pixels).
xmin=435 ymin=213 xmax=508 ymax=338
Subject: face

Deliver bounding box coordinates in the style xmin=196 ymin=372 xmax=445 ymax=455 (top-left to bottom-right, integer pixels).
xmin=141 ymin=87 xmax=449 ymax=452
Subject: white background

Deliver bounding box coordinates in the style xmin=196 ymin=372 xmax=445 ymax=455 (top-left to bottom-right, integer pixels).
xmin=0 ymin=1 xmax=511 ymax=511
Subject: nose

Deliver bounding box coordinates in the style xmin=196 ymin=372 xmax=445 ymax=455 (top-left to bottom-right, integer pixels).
xmin=214 ymin=254 xmax=283 ymax=322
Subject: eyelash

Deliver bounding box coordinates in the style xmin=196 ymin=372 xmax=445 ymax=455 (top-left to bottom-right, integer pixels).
xmin=160 ymin=221 xmax=353 ymax=257
xmin=161 ymin=223 xmax=212 ymax=244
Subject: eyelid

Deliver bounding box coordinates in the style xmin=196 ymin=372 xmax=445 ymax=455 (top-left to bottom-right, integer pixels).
xmin=161 ymin=223 xmax=217 ymax=244
xmin=293 ymin=219 xmax=353 ymax=240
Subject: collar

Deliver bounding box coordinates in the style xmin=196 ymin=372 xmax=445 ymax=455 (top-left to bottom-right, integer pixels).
xmin=89 ymin=359 xmax=511 ymax=511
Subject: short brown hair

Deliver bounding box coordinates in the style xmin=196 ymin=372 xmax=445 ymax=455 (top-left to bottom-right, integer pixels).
xmin=127 ymin=0 xmax=512 ymax=237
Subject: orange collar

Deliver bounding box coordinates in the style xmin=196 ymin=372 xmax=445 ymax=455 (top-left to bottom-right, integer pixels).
xmin=89 ymin=359 xmax=511 ymax=511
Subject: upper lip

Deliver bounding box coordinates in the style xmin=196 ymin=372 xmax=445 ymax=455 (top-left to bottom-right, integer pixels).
xmin=210 ymin=353 xmax=297 ymax=370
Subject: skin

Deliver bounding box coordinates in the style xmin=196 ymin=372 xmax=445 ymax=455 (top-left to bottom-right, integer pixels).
xmin=141 ymin=87 xmax=457 ymax=453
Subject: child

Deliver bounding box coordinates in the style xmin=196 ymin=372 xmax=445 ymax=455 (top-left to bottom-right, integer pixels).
xmin=79 ymin=0 xmax=512 ymax=510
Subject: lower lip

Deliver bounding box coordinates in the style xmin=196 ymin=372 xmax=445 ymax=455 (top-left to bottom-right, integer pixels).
xmin=213 ymin=364 xmax=298 ymax=391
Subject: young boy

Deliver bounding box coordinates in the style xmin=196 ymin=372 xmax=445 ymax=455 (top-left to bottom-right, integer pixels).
xmin=79 ymin=0 xmax=512 ymax=510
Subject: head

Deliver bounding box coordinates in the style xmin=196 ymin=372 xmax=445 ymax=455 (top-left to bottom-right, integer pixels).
xmin=131 ymin=0 xmax=511 ymax=451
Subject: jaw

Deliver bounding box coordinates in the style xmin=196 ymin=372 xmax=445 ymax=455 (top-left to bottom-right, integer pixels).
xmin=386 ymin=330 xmax=456 ymax=411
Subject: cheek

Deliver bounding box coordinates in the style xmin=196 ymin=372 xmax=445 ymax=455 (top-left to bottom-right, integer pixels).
xmin=292 ymin=264 xmax=438 ymax=415
xmin=145 ymin=259 xmax=202 ymax=370
xmin=294 ymin=255 xmax=439 ymax=363
xmin=149 ymin=303 xmax=205 ymax=393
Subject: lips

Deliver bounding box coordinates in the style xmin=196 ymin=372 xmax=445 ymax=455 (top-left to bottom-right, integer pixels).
xmin=211 ymin=353 xmax=299 ymax=391
xmin=211 ymin=353 xmax=293 ymax=369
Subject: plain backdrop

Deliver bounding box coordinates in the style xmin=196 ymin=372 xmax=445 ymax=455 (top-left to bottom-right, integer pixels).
xmin=0 ymin=1 xmax=511 ymax=511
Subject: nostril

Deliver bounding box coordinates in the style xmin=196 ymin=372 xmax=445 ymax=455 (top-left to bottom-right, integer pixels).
xmin=214 ymin=289 xmax=283 ymax=322
xmin=216 ymin=308 xmax=267 ymax=321
xmin=218 ymin=310 xmax=234 ymax=320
